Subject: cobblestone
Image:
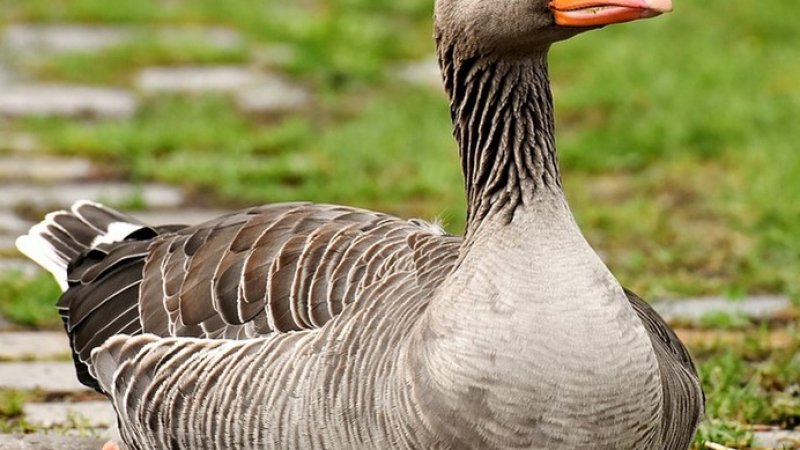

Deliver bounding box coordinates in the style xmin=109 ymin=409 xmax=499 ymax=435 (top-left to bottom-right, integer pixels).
xmin=136 ymin=66 xmax=311 ymax=114
xmin=0 ymin=235 xmax=20 ymax=253
xmin=0 ymin=64 xmax=14 ymax=85
xmin=0 ymin=182 xmax=184 ymax=210
xmin=2 ymin=25 xmax=129 ymax=55
xmin=651 ymin=295 xmax=792 ymax=323
xmin=0 ymin=133 xmax=39 ymax=153
xmin=235 ymin=74 xmax=311 ymax=115
xmin=0 ymin=362 xmax=87 ymax=391
xmin=0 ymin=85 xmax=136 ymax=119
xmin=754 ymin=430 xmax=800 ymax=449
xmin=0 ymin=434 xmax=104 ymax=450
xmin=2 ymin=24 xmax=242 ymax=55
xmin=0 ymin=155 xmax=96 ymax=182
xmin=0 ymin=259 xmax=39 ymax=276
xmin=0 ymin=211 xmax=28 ymax=234
xmin=396 ymin=57 xmax=443 ymax=91
xmin=24 ymin=401 xmax=115 ymax=428
xmin=136 ymin=65 xmax=260 ymax=93
xmin=0 ymin=332 xmax=70 ymax=360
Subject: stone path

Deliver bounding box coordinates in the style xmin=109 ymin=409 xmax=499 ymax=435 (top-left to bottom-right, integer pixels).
xmin=0 ymin=23 xmax=310 ymax=120
xmin=0 ymin=435 xmax=104 ymax=450
xmin=0 ymin=332 xmax=69 ymax=359
xmin=0 ymin=155 xmax=96 ymax=182
xmin=0 ymin=362 xmax=86 ymax=392
xmin=753 ymin=430 xmax=800 ymax=449
xmin=2 ymin=24 xmax=241 ymax=55
xmin=23 ymin=402 xmax=114 ymax=429
xmin=651 ymin=295 xmax=793 ymax=322
xmin=0 ymin=85 xmax=136 ymax=118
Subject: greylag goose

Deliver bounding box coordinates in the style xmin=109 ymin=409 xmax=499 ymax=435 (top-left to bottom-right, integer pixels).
xmin=17 ymin=0 xmax=703 ymax=449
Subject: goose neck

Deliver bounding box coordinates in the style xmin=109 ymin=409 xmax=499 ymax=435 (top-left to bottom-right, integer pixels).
xmin=439 ymin=45 xmax=563 ymax=239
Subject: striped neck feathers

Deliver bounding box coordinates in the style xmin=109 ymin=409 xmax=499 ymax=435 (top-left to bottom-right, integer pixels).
xmin=438 ymin=41 xmax=563 ymax=239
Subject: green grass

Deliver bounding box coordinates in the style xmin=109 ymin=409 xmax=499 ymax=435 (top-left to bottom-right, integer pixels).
xmin=0 ymin=272 xmax=61 ymax=329
xmin=0 ymin=389 xmax=37 ymax=434
xmin=686 ymin=316 xmax=800 ymax=448
xmin=0 ymin=388 xmax=102 ymax=435
xmin=552 ymin=0 xmax=800 ymax=300
xmin=25 ymin=87 xmax=461 ymax=220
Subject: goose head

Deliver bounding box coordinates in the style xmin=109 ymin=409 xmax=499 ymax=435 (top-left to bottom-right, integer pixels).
xmin=435 ymin=0 xmax=673 ymax=55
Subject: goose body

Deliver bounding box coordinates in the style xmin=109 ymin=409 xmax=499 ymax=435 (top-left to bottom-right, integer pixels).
xmin=17 ymin=0 xmax=703 ymax=449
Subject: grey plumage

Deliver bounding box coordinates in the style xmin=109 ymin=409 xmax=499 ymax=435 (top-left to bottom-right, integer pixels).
xmin=17 ymin=0 xmax=703 ymax=449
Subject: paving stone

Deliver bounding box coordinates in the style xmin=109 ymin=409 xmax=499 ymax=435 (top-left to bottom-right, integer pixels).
xmin=2 ymin=24 xmax=242 ymax=55
xmin=0 ymin=155 xmax=96 ymax=182
xmin=0 ymin=133 xmax=39 ymax=152
xmin=24 ymin=401 xmax=115 ymax=428
xmin=0 ymin=210 xmax=29 ymax=234
xmin=0 ymin=434 xmax=104 ymax=450
xmin=2 ymin=25 xmax=129 ymax=54
xmin=0 ymin=85 xmax=136 ymax=119
xmin=396 ymin=57 xmax=444 ymax=91
xmin=137 ymin=65 xmax=261 ymax=93
xmin=754 ymin=430 xmax=800 ymax=449
xmin=0 ymin=64 xmax=14 ymax=85
xmin=0 ymin=361 xmax=87 ymax=391
xmin=0 ymin=182 xmax=184 ymax=210
xmin=651 ymin=295 xmax=792 ymax=322
xmin=676 ymin=328 xmax=796 ymax=351
xmin=235 ymin=74 xmax=311 ymax=115
xmin=0 ymin=235 xmax=20 ymax=253
xmin=0 ymin=332 xmax=70 ymax=360
xmin=0 ymin=259 xmax=39 ymax=276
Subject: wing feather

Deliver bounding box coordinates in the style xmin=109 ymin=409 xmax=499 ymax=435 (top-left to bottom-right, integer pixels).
xmin=42 ymin=201 xmax=453 ymax=391
xmin=626 ymin=289 xmax=704 ymax=450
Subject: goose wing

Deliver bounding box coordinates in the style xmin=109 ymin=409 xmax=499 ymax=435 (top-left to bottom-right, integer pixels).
xmin=625 ymin=289 xmax=704 ymax=450
xmin=32 ymin=201 xmax=456 ymax=391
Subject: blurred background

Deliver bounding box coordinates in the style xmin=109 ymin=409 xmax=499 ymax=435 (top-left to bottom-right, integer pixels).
xmin=0 ymin=0 xmax=797 ymax=447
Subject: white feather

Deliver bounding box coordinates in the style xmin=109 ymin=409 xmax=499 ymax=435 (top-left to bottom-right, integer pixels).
xmin=16 ymin=222 xmax=70 ymax=291
xmin=16 ymin=200 xmax=144 ymax=292
xmin=91 ymin=222 xmax=143 ymax=247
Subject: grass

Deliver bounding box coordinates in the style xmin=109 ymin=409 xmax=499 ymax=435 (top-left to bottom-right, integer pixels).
xmin=0 ymin=389 xmax=38 ymax=434
xmin=697 ymin=328 xmax=800 ymax=427
xmin=0 ymin=0 xmax=798 ymax=446
xmin=0 ymin=271 xmax=61 ymax=329
xmin=552 ymin=1 xmax=800 ymax=300
xmin=0 ymin=388 xmax=102 ymax=435
xmin=686 ymin=315 xmax=800 ymax=448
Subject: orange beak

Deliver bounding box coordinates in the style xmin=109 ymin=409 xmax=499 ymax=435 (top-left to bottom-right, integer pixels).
xmin=548 ymin=0 xmax=673 ymax=27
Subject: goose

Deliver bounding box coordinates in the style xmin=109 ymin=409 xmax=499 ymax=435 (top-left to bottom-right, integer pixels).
xmin=16 ymin=0 xmax=704 ymax=449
